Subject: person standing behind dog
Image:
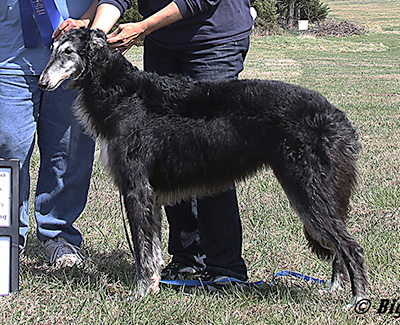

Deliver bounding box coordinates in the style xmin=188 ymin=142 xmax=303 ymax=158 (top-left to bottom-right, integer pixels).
xmin=107 ymin=0 xmax=254 ymax=287
xmin=0 ymin=0 xmax=121 ymax=267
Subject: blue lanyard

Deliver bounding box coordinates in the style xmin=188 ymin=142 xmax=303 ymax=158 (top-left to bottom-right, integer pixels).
xmin=19 ymin=0 xmax=64 ymax=48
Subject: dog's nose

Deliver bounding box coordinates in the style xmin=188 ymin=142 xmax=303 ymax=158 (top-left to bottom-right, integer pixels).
xmin=38 ymin=75 xmax=48 ymax=89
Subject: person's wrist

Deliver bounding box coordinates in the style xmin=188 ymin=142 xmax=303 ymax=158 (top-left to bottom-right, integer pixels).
xmin=138 ymin=20 xmax=151 ymax=37
xmin=80 ymin=18 xmax=91 ymax=28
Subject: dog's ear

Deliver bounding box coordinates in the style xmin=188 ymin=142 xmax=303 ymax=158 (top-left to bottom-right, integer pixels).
xmin=87 ymin=29 xmax=110 ymax=64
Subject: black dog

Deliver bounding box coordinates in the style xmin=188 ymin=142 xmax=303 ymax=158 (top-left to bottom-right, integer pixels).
xmin=38 ymin=28 xmax=367 ymax=307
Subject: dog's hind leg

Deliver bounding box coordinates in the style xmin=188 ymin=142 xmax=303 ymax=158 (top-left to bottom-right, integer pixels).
xmin=272 ymin=157 xmax=368 ymax=307
xmin=330 ymin=255 xmax=349 ymax=293
xmin=303 ymin=227 xmax=348 ymax=292
xmin=123 ymin=178 xmax=164 ymax=297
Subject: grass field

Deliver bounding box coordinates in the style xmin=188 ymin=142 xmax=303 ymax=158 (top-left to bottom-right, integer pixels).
xmin=1 ymin=1 xmax=400 ymax=323
xmin=324 ymin=0 xmax=400 ymax=32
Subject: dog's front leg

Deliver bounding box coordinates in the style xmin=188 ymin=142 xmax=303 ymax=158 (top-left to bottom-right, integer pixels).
xmin=123 ymin=182 xmax=163 ymax=297
xmin=151 ymin=203 xmax=165 ymax=288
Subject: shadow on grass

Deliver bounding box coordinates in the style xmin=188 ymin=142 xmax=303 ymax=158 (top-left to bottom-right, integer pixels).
xmin=159 ymin=274 xmax=331 ymax=306
xmin=20 ymin=235 xmax=335 ymax=305
xmin=20 ymin=235 xmax=137 ymax=292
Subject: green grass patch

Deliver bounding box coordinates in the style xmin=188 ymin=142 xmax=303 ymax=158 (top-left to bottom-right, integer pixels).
xmin=2 ymin=1 xmax=400 ymax=323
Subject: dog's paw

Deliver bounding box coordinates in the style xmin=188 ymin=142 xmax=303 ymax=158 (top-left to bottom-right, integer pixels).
xmin=345 ymin=295 xmax=370 ymax=312
xmin=318 ymin=282 xmax=342 ymax=296
xmin=137 ymin=279 xmax=151 ymax=297
xmin=150 ymin=272 xmax=161 ymax=294
xmin=318 ymin=288 xmax=331 ymax=296
xmin=136 ymin=273 xmax=161 ymax=297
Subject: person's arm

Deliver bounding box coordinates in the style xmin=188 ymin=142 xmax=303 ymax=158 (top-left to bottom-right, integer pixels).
xmin=174 ymin=0 xmax=221 ymax=18
xmin=107 ymin=2 xmax=183 ymax=54
xmin=90 ymin=3 xmax=121 ymax=33
xmin=52 ymin=1 xmax=121 ymax=40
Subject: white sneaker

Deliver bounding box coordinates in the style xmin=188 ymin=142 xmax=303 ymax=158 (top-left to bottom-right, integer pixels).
xmin=43 ymin=237 xmax=85 ymax=268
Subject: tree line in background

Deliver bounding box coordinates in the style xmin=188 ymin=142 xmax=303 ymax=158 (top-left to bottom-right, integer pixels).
xmin=253 ymin=0 xmax=329 ymax=31
xmin=117 ymin=0 xmax=330 ymax=33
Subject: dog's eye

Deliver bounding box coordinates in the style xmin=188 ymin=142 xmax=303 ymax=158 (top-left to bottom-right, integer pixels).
xmin=64 ymin=47 xmax=74 ymax=55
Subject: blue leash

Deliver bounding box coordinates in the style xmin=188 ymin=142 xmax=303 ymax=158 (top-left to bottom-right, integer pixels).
xmin=270 ymin=270 xmax=331 ymax=286
xmin=160 ymin=278 xmax=265 ymax=287
xmin=160 ymin=270 xmax=331 ymax=287
xmin=118 ymin=192 xmax=330 ymax=290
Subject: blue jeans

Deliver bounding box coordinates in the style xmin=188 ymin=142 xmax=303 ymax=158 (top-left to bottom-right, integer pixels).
xmin=0 ymin=74 xmax=95 ymax=247
xmin=144 ymin=37 xmax=250 ymax=280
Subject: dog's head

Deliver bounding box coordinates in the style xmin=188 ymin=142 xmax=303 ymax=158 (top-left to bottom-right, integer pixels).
xmin=38 ymin=28 xmax=111 ymax=90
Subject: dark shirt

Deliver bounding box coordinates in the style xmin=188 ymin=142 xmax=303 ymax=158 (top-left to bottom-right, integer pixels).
xmin=100 ymin=0 xmax=253 ymax=49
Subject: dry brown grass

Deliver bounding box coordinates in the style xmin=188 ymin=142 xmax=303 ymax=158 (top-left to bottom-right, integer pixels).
xmin=2 ymin=1 xmax=400 ymax=323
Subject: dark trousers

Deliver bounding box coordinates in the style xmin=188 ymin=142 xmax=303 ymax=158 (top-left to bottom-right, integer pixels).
xmin=144 ymin=36 xmax=250 ymax=280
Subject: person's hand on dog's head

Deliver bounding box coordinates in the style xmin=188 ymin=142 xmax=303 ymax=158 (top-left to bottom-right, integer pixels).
xmin=53 ymin=18 xmax=89 ymax=41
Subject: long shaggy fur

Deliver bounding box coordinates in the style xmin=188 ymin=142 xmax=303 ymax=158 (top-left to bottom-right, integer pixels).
xmin=39 ymin=28 xmax=368 ymax=307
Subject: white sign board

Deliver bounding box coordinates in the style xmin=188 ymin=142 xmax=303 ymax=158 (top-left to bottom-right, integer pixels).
xmin=0 ymin=167 xmax=12 ymax=295
xmin=0 ymin=168 xmax=11 ymax=227
xmin=0 ymin=161 xmax=19 ymax=295
xmin=0 ymin=237 xmax=10 ymax=295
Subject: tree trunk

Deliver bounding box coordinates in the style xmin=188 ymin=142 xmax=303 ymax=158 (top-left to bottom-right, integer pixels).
xmin=288 ymin=0 xmax=295 ymax=28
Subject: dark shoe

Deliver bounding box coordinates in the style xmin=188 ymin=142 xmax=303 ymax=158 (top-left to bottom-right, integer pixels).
xmin=161 ymin=261 xmax=202 ymax=280
xmin=196 ymin=270 xmax=249 ymax=292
